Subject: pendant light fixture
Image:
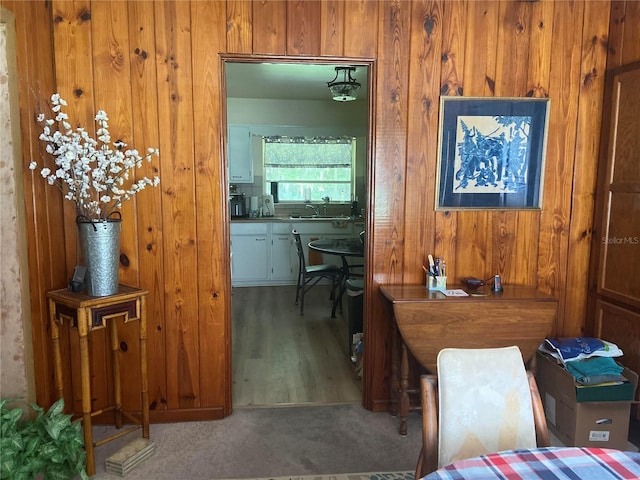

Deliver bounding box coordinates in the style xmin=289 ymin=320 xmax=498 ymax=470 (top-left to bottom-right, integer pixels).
xmin=327 ymin=66 xmax=361 ymax=102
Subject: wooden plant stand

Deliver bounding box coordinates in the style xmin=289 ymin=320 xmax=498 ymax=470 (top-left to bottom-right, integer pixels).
xmin=47 ymin=285 xmax=149 ymax=477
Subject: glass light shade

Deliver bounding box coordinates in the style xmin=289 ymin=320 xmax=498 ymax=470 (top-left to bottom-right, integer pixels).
xmin=327 ymin=66 xmax=361 ymax=102
xmin=329 ymin=84 xmax=360 ymax=102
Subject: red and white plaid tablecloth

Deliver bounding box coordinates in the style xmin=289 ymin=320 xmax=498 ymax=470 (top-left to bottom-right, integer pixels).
xmin=422 ymin=447 xmax=640 ymax=480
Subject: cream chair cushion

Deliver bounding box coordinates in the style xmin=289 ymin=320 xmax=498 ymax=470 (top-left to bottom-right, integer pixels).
xmin=437 ymin=346 xmax=537 ymax=468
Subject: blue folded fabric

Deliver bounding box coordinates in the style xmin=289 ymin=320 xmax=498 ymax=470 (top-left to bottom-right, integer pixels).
xmin=565 ymin=356 xmax=624 ymax=385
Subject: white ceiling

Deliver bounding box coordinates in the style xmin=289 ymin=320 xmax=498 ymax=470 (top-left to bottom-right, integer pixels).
xmin=225 ymin=62 xmax=368 ymax=102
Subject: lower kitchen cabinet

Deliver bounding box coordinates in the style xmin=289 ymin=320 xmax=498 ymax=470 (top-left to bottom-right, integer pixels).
xmin=271 ymin=223 xmax=294 ymax=281
xmin=231 ymin=219 xmax=357 ymax=287
xmin=230 ymin=223 xmax=269 ymax=283
xmin=231 ymin=222 xmax=294 ymax=286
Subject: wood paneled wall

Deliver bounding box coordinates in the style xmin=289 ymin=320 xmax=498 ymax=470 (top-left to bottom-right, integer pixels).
xmin=5 ymin=0 xmax=640 ymax=419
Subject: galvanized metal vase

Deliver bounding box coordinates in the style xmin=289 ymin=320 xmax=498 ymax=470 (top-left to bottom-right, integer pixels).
xmin=77 ymin=218 xmax=122 ymax=296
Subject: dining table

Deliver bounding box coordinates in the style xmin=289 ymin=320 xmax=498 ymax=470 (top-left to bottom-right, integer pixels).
xmin=421 ymin=446 xmax=640 ymax=480
xmin=308 ymin=237 xmax=364 ymax=317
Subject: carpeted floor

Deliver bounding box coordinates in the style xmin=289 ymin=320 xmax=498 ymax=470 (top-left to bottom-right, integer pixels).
xmin=91 ymin=403 xmax=423 ymax=479
xmin=218 ymin=473 xmax=415 ymax=480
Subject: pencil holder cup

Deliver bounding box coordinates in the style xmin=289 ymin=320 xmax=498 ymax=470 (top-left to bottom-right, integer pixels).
xmin=428 ymin=276 xmax=447 ymax=291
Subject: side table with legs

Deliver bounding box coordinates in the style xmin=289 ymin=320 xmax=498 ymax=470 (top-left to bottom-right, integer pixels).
xmin=47 ymin=284 xmax=150 ymax=477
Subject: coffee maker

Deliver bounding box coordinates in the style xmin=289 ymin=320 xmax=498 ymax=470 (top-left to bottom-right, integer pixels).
xmin=230 ymin=193 xmax=246 ymax=218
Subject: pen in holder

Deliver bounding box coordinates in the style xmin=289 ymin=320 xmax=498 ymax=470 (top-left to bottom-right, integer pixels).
xmin=424 ymin=260 xmax=447 ymax=291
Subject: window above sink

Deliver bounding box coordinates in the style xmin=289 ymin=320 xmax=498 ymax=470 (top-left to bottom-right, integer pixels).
xmin=264 ymin=136 xmax=355 ymax=203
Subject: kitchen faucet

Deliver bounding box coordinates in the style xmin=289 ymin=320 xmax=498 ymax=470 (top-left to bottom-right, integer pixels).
xmin=305 ymin=204 xmax=320 ymax=216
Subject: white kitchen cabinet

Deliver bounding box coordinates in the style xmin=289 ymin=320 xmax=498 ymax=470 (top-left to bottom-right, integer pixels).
xmin=231 ymin=220 xmax=359 ymax=287
xmin=271 ymin=223 xmax=293 ymax=281
xmin=231 ymin=223 xmax=268 ymax=283
xmin=227 ymin=125 xmax=253 ymax=184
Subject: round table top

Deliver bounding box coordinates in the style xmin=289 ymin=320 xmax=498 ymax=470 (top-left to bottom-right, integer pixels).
xmin=308 ymin=237 xmax=364 ymax=257
xmin=422 ymin=447 xmax=640 ymax=480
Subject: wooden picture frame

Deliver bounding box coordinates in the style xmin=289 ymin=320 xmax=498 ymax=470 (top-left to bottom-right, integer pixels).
xmin=436 ymin=97 xmax=550 ymax=210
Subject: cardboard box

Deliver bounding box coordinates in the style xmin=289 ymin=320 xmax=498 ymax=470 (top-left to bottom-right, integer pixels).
xmin=535 ymin=351 xmax=638 ymax=450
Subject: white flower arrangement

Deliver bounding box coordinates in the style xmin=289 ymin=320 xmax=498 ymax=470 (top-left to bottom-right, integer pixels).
xmin=29 ymin=93 xmax=160 ymax=221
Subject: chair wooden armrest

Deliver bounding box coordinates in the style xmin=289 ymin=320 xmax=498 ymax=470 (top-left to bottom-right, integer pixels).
xmin=415 ymin=374 xmax=438 ymax=479
xmin=528 ymin=370 xmax=550 ymax=447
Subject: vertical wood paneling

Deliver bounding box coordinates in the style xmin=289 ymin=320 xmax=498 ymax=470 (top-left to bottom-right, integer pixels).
xmin=607 ymin=1 xmax=626 ymax=69
xmin=490 ymin=210 xmax=515 ymax=280
xmin=226 ymin=0 xmax=252 ymax=54
xmin=514 ymin=1 xmax=553 ymax=287
xmin=343 ymin=0 xmax=378 ymax=58
xmin=434 ymin=1 xmax=466 ymax=281
xmin=607 ymin=2 xmax=640 ymax=67
xmin=51 ymin=0 xmax=96 ymax=279
xmin=438 ymin=1 xmax=465 ymax=97
xmin=320 ymin=0 xmax=344 ymax=56
xmin=621 ymin=1 xmax=640 ymax=64
xmin=495 ymin=1 xmax=531 ymax=96
xmin=404 ymin=1 xmax=442 ymax=284
xmin=463 ymin=1 xmax=499 ymax=97
xmin=527 ymin=0 xmax=553 ymax=98
xmin=512 ymin=211 xmax=540 ymax=286
xmin=538 ymin=1 xmax=585 ymax=334
xmin=565 ymin=1 xmax=611 ymax=336
xmin=252 ymin=0 xmax=286 ymax=55
xmin=154 ymin=1 xmax=200 ymax=409
xmin=453 ymin=212 xmax=489 ymax=280
xmin=190 ymin=0 xmax=229 ymax=411
xmin=90 ymin=0 xmax=142 ymax=413
xmin=8 ymin=0 xmax=62 ymax=408
xmin=286 ymin=0 xmax=321 ymax=56
xmin=366 ymin=0 xmax=410 ymax=406
xmin=126 ymin=0 xmax=167 ymax=416
xmin=51 ymin=0 xmax=105 ymax=415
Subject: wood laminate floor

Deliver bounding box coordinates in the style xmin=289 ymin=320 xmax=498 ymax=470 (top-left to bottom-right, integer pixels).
xmin=232 ymin=285 xmax=362 ymax=407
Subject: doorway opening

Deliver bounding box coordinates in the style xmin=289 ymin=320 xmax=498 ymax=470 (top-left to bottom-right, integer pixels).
xmin=222 ymin=56 xmax=373 ymax=408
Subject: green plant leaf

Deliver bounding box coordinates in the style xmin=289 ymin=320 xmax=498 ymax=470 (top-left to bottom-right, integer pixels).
xmin=46 ymin=398 xmax=65 ymax=417
xmin=0 ymin=397 xmax=86 ymax=480
xmin=2 ymin=406 xmax=23 ymax=424
xmin=29 ymin=402 xmax=44 ymax=416
xmin=0 ymin=456 xmax=16 ymax=478
xmin=45 ymin=416 xmax=66 ymax=440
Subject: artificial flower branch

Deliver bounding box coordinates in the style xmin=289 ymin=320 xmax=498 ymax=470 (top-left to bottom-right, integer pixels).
xmin=29 ymin=93 xmax=160 ymax=221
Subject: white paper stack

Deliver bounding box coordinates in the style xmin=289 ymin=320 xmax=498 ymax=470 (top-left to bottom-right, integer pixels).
xmin=105 ymin=438 xmax=155 ymax=477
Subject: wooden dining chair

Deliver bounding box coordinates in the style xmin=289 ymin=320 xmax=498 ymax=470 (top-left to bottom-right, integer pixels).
xmin=292 ymin=230 xmax=343 ymax=315
xmin=415 ymin=346 xmax=550 ymax=478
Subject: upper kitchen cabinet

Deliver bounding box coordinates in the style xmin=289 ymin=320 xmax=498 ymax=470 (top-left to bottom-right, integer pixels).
xmin=228 ymin=125 xmax=253 ymax=183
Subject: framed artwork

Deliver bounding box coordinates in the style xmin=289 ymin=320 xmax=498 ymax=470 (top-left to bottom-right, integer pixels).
xmin=435 ymin=97 xmax=550 ymax=210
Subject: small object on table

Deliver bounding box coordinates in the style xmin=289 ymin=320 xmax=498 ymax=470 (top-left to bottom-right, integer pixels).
xmin=461 ymin=277 xmax=484 ymax=291
xmin=492 ymin=274 xmax=503 ymax=293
